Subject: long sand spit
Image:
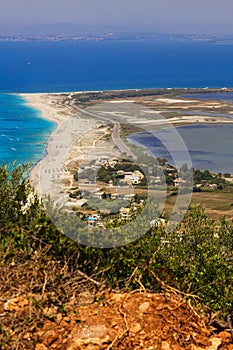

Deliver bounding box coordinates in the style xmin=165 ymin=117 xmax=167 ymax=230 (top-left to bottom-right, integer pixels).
xmin=20 ymin=92 xmax=233 ymax=197
xmin=20 ymin=93 xmax=97 ymax=197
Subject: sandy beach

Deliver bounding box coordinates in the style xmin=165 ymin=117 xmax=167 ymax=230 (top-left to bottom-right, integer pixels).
xmin=20 ymin=93 xmax=136 ymax=199
xmin=21 ymin=92 xmax=233 ymax=199
xmin=20 ymin=93 xmax=70 ymax=192
xmin=21 ymin=93 xmax=115 ymax=198
xmin=20 ymin=93 xmax=71 ymax=126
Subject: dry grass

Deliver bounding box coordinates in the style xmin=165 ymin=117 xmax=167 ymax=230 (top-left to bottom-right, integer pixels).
xmin=164 ymin=191 xmax=233 ymax=221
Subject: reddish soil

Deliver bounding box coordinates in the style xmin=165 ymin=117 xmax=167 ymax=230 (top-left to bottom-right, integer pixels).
xmin=1 ymin=291 xmax=233 ymax=350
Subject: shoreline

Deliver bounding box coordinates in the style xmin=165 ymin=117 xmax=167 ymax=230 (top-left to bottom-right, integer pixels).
xmin=8 ymin=86 xmax=233 ymax=95
xmin=20 ymin=93 xmax=73 ymax=190
xmin=19 ymin=93 xmax=69 ymax=126
xmin=20 ymin=92 xmax=101 ymax=195
xmin=20 ymin=90 xmax=233 ymax=126
xmin=19 ymin=91 xmax=233 ymax=192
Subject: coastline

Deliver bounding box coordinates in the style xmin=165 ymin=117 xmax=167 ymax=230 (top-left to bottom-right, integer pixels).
xmin=20 ymin=93 xmax=69 ymax=126
xmin=20 ymin=92 xmax=100 ymax=196
xmin=18 ymin=91 xmax=233 ymax=193
xmin=20 ymin=93 xmax=73 ymax=190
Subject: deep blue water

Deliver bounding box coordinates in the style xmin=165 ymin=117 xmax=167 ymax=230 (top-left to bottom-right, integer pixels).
xmin=0 ymin=94 xmax=55 ymax=165
xmin=0 ymin=40 xmax=233 ymax=92
xmin=0 ymin=40 xmax=233 ymax=170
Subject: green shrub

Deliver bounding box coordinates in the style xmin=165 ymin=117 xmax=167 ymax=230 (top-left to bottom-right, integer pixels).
xmin=1 ymin=163 xmax=233 ymax=318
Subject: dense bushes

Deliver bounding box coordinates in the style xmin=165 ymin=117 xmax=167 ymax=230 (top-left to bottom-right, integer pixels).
xmin=1 ymin=163 xmax=233 ymax=318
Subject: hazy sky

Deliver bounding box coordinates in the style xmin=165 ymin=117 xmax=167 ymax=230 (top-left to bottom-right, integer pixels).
xmin=0 ymin=0 xmax=233 ymax=35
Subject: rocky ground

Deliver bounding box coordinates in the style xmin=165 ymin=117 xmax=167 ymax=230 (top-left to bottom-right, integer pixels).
xmin=1 ymin=290 xmax=233 ymax=350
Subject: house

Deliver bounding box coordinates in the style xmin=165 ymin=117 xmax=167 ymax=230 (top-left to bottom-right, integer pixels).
xmin=111 ymin=192 xmax=119 ymax=200
xmin=120 ymin=207 xmax=131 ymax=220
xmin=209 ymin=183 xmax=218 ymax=190
xmin=133 ymin=170 xmax=144 ymax=180
xmin=94 ymin=191 xmax=105 ymax=199
xmin=195 ymin=183 xmax=203 ymax=189
xmin=87 ymin=214 xmax=102 ymax=228
xmin=111 ymin=158 xmax=119 ymax=163
xmin=75 ymin=199 xmax=87 ymax=208
xmin=153 ymin=176 xmax=162 ymax=183
xmin=117 ymin=170 xmax=125 ymax=176
xmin=164 ymin=164 xmax=177 ymax=172
xmin=87 ymin=217 xmax=96 ymax=227
xmin=123 ymin=171 xmax=144 ymax=185
xmin=108 ymin=160 xmax=118 ymax=167
xmin=174 ymin=179 xmax=186 ymax=187
xmin=131 ymin=173 xmax=140 ymax=184
xmin=150 ymin=218 xmax=166 ymax=227
xmin=204 ymin=183 xmax=218 ymax=190
xmin=92 ymin=213 xmax=101 ymax=220
xmin=124 ymin=172 xmax=133 ymax=184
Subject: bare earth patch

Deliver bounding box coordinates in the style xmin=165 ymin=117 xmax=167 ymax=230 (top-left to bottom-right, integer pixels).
xmin=1 ymin=289 xmax=233 ymax=349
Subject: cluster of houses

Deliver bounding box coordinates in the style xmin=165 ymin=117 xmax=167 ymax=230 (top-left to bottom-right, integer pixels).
xmin=85 ymin=205 xmax=136 ymax=228
xmin=194 ymin=182 xmax=221 ymax=191
xmin=93 ymin=191 xmax=135 ymax=201
xmin=66 ymin=156 xmax=192 ymax=229
xmin=173 ymin=178 xmax=187 ymax=187
xmin=85 ymin=204 xmax=166 ymax=229
xmin=115 ymin=170 xmax=145 ymax=185
xmin=86 ymin=214 xmax=104 ymax=228
xmin=86 ymin=208 xmax=133 ymax=227
xmin=99 ymin=157 xmax=119 ymax=168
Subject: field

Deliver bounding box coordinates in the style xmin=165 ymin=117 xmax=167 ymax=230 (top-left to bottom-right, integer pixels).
xmin=165 ymin=190 xmax=233 ymax=221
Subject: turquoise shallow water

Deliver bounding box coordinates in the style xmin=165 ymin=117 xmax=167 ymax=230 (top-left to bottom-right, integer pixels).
xmin=0 ymin=94 xmax=55 ymax=166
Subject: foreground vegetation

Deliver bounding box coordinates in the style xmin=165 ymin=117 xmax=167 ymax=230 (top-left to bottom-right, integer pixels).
xmin=1 ymin=163 xmax=233 ymax=323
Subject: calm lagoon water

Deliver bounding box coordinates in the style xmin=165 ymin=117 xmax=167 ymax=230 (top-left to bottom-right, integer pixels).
xmin=183 ymin=92 xmax=233 ymax=103
xmin=129 ymin=124 xmax=233 ymax=174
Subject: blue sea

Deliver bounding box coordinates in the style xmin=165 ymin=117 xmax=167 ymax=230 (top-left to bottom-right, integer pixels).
xmin=0 ymin=94 xmax=55 ymax=165
xmin=0 ymin=40 xmax=233 ymax=92
xmin=0 ymin=39 xmax=233 ymax=171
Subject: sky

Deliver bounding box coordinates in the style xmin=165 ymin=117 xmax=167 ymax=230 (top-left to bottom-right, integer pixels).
xmin=0 ymin=0 xmax=233 ymax=35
